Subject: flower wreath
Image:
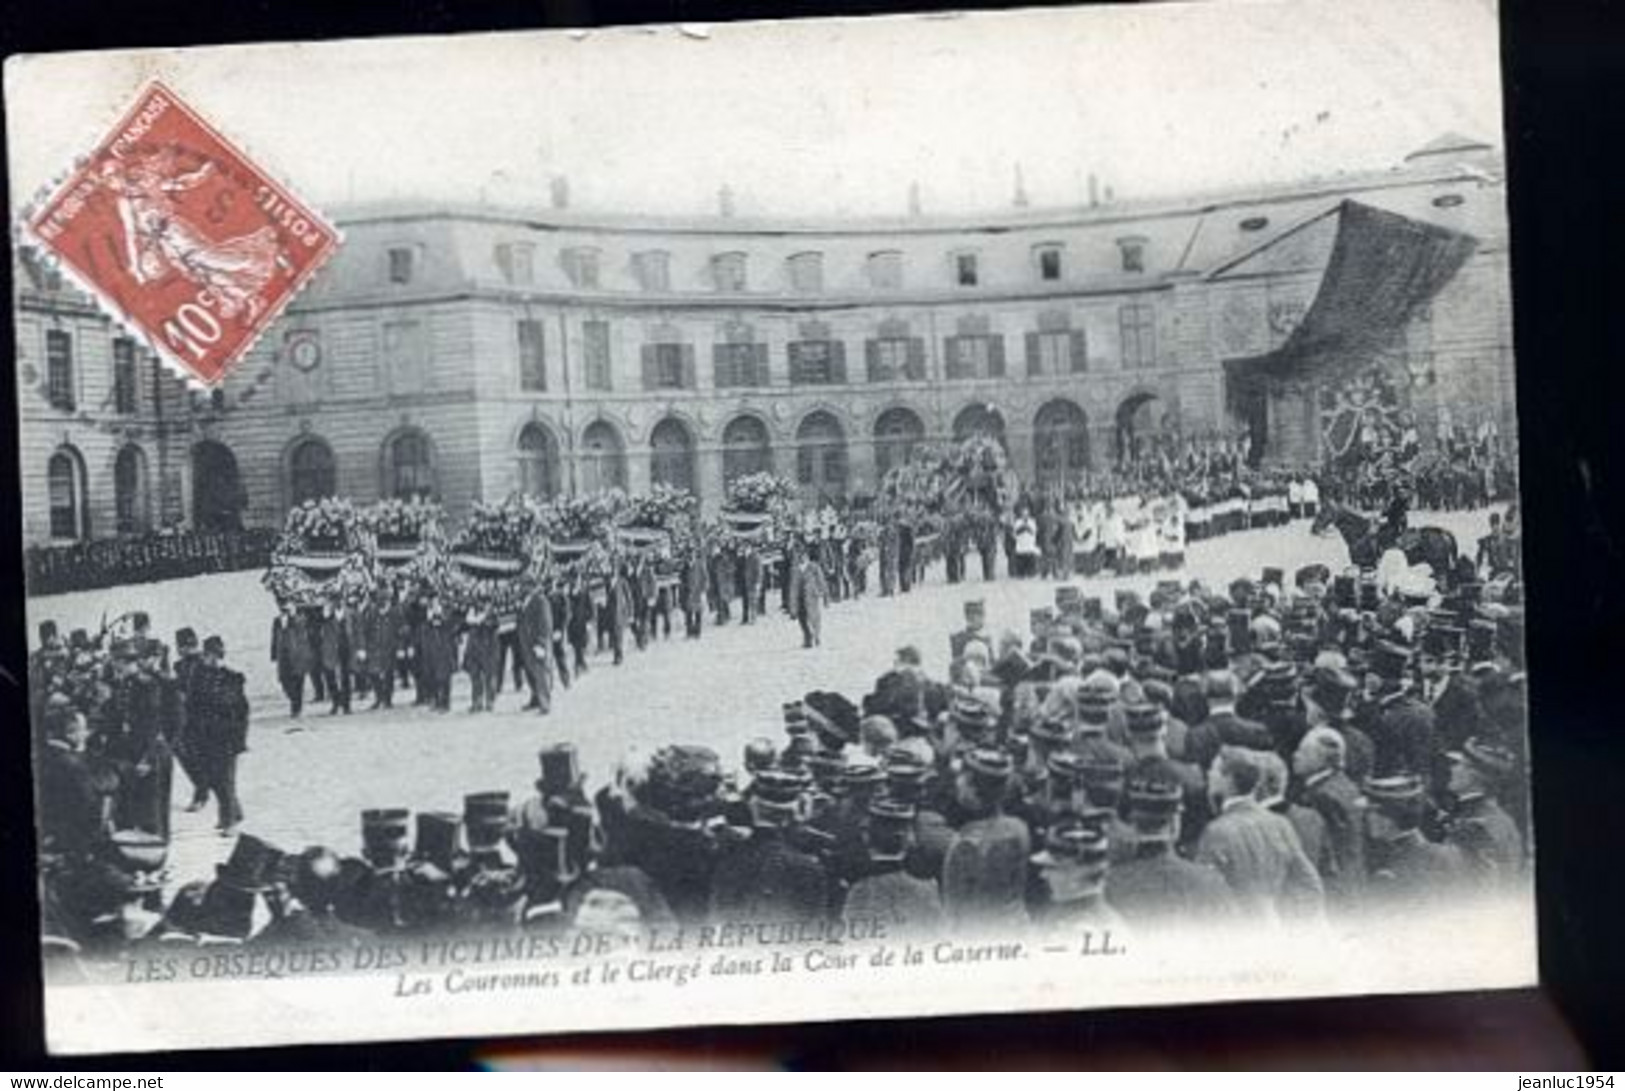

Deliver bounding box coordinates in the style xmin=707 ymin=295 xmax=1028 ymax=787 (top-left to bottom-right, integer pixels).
xmin=263 ymin=498 xmax=377 ymax=609
xmin=441 ymin=496 xmax=550 ymax=616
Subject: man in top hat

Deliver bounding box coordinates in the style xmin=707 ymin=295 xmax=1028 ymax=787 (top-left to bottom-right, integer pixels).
xmin=458 ymin=792 xmax=528 ymax=927
xmin=1195 ymin=746 xmax=1324 ymax=925
xmin=949 ymin=599 xmax=988 ymax=663
xmin=1106 ymin=777 xmax=1235 ymax=927
xmin=187 ymin=636 xmax=250 ymax=835
xmin=198 ymin=833 xmax=283 ymax=942
xmin=711 ymin=769 xmax=829 ymax=924
xmin=270 ymin=602 xmax=315 ymax=719
xmin=516 ymin=582 xmax=555 ymax=715
xmin=168 ymin=627 xmax=212 ymax=813
xmin=516 ymin=744 xmax=599 ymax=875
xmin=789 ymin=544 xmax=829 ymax=650
xmin=1029 ymin=820 xmax=1125 ymax=933
xmin=1443 ymin=739 xmax=1524 ymax=889
xmin=941 ymin=747 xmax=1030 ymax=929
xmin=1184 ymin=671 xmax=1274 ymax=773
xmin=1361 ymin=639 xmax=1436 ymax=779
xmin=841 ymin=799 xmax=945 ymax=934
xmin=1364 ymin=774 xmax=1465 ymax=907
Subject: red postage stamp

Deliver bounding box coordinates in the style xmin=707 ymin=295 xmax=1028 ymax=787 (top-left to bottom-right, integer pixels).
xmin=23 ymin=81 xmax=339 ymax=386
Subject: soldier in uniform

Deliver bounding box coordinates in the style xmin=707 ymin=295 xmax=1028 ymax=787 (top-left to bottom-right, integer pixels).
xmin=568 ymin=576 xmax=594 ymax=675
xmin=841 ymin=798 xmax=944 ymax=935
xmin=711 ymin=769 xmax=829 ymax=924
xmin=188 ymin=636 xmax=249 ymax=835
xmin=364 ymin=587 xmax=403 ymax=711
xmin=346 ymin=809 xmax=415 ymax=933
xmin=681 ymin=544 xmax=708 ymax=638
xmin=462 ymin=607 xmax=500 ymax=713
xmin=1105 ymin=777 xmax=1234 ymax=928
xmin=940 ymin=747 xmax=1030 ymax=930
xmin=1443 ymin=738 xmax=1523 ymax=889
xmin=948 ymin=600 xmax=988 ymax=663
xmin=1364 ymin=774 xmax=1466 ymax=910
xmin=549 ymin=578 xmax=574 ymax=686
xmin=170 ymin=627 xmax=211 ymax=812
xmin=418 ymin=596 xmax=459 ymax=713
xmin=459 ymin=792 xmax=527 ymax=929
xmin=1029 ymin=820 xmax=1125 ymax=934
xmin=1363 ymin=640 xmax=1436 ymax=778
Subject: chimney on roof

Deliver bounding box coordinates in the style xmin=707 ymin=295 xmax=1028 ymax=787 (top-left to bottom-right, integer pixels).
xmin=908 ymin=181 xmax=923 ymax=217
xmin=719 ymin=184 xmax=737 ymax=218
xmin=549 ymin=175 xmax=570 ymax=210
xmin=1013 ymin=164 xmax=1029 ymax=209
xmin=1088 ymin=173 xmax=1099 ymax=208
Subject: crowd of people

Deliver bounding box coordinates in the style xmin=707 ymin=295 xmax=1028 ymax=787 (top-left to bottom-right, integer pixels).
xmin=27 ymin=526 xmax=279 ymax=596
xmin=32 ymin=461 xmax=1528 ymax=965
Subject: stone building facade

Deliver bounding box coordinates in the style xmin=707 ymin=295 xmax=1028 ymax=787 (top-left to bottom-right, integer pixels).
xmin=15 ymin=134 xmax=1513 ymax=545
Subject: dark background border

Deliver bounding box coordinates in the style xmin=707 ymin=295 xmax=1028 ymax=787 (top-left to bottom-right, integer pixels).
xmin=2 ymin=0 xmax=1621 ymax=1070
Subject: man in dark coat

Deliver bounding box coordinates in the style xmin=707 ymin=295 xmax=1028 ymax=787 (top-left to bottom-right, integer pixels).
xmin=418 ymin=598 xmax=459 ymax=712
xmin=607 ymin=565 xmax=633 ymax=666
xmin=1443 ymin=739 xmax=1524 ymax=890
xmin=516 ymin=584 xmax=555 ymax=715
xmin=363 ymin=588 xmax=403 ymax=711
xmin=568 ymin=578 xmax=594 ymax=675
xmin=710 ymin=770 xmax=829 ymax=924
xmin=106 ymin=644 xmax=175 ymax=838
xmin=1291 ymin=725 xmax=1367 ymax=910
xmin=681 ymin=547 xmax=707 ymax=638
xmin=632 ymin=556 xmax=658 ymax=650
xmin=548 ymin=581 xmax=574 ymax=687
xmin=741 ymin=547 xmax=765 ymax=625
xmin=170 ymin=627 xmax=211 ymax=810
xmin=941 ymin=748 xmax=1031 ymax=930
xmin=708 ymin=543 xmax=733 ymax=626
xmin=270 ymin=604 xmax=315 ymax=718
xmin=1362 ymin=641 xmax=1436 ymax=778
xmin=187 ymin=636 xmax=250 ymax=834
xmin=318 ymin=603 xmax=359 ymax=716
xmin=790 ymin=547 xmax=828 ymax=649
xmin=39 ymin=707 xmax=116 ymax=860
xmin=1183 ymin=671 xmax=1275 ymax=771
xmin=462 ymin=608 xmax=500 ymax=713
xmin=1107 ymin=778 xmax=1235 ymax=928
xmin=1364 ymin=774 xmax=1466 ymax=909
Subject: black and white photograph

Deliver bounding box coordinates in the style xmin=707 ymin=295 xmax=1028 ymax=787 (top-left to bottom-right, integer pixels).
xmin=7 ymin=0 xmax=1537 ymax=1055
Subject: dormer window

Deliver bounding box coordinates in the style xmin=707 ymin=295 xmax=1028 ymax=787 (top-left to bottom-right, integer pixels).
xmin=1034 ymin=243 xmax=1064 ymax=282
xmin=495 ymin=242 xmax=536 ymax=285
xmin=712 ymin=252 xmax=748 ymax=292
xmin=633 ymin=250 xmax=672 ymax=292
xmin=954 ymin=251 xmax=980 ymax=287
xmin=787 ymin=251 xmax=824 ymax=294
xmin=1116 ymin=235 xmax=1147 ymax=275
xmin=387 ymin=246 xmax=416 ymax=285
xmin=563 ymin=247 xmax=601 ymax=289
xmin=867 ymin=250 xmax=904 ymax=291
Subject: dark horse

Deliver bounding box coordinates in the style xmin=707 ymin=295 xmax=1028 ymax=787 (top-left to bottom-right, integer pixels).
xmin=1311 ymin=499 xmax=1460 ymax=584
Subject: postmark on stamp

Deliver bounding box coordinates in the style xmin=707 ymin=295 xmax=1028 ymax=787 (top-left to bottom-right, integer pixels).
xmin=21 ymin=81 xmax=339 ymax=387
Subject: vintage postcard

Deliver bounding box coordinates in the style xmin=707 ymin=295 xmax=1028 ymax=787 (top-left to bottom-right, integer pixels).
xmin=7 ymin=0 xmax=1534 ymax=1056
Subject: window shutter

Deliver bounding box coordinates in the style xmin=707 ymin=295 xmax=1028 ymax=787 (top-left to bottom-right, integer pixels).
xmin=711 ymin=343 xmax=728 ymax=388
xmin=1070 ymin=330 xmax=1089 ymax=373
xmin=641 ymin=345 xmax=657 ymax=390
xmin=831 ymin=341 xmax=847 ymax=385
xmin=989 ymin=336 xmax=1006 ymax=378
xmin=1026 ymin=332 xmax=1042 ymax=377
xmin=681 ymin=344 xmax=697 ymax=389
xmin=944 ymin=337 xmax=960 ymax=380
xmin=754 ymin=343 xmax=770 ymax=387
xmin=908 ymin=337 xmax=926 ymax=381
xmin=865 ymin=340 xmax=880 ymax=383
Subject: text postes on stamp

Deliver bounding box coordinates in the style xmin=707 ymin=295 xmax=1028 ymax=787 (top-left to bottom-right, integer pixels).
xmin=23 ymin=81 xmax=339 ymax=387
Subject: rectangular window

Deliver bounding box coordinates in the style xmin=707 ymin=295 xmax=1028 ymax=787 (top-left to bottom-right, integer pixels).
xmin=566 ymin=248 xmax=601 ymax=289
xmin=956 ymin=253 xmax=979 ymax=287
xmin=518 ymin=319 xmax=546 ymax=391
xmin=496 ymin=243 xmax=536 ymax=285
xmin=583 ymin=321 xmax=612 ymax=391
xmin=1120 ymin=303 xmax=1157 ymax=369
xmin=867 ymin=338 xmax=924 ymax=382
xmin=649 ymin=344 xmax=689 ymax=390
xmin=714 ymin=342 xmax=765 ymax=388
xmin=1037 ymin=246 xmax=1063 ymax=281
xmin=383 ymin=320 xmax=428 ymax=394
xmin=790 ymin=341 xmax=846 ymax=385
xmin=113 ymin=338 xmax=138 ymax=414
xmin=387 ymin=247 xmax=415 ymax=285
xmin=946 ymin=335 xmax=1003 ymax=380
xmin=1026 ymin=330 xmax=1087 ymax=376
xmin=46 ymin=330 xmax=74 ymax=411
xmin=48 ymin=465 xmax=77 ymax=539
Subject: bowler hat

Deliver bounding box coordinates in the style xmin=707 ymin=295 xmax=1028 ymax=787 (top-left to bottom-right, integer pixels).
xmin=216 ymin=833 xmax=284 ymax=892
xmin=1371 ymin=640 xmax=1412 ymax=681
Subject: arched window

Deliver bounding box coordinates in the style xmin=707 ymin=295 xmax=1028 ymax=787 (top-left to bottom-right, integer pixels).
xmin=1033 ymin=400 xmax=1090 ymax=488
xmin=649 ymin=417 xmax=696 ymax=495
xmin=385 ymin=428 xmax=437 ymax=500
xmin=579 ymin=420 xmax=628 ymax=494
xmin=953 ymin=403 xmax=1006 ymax=447
xmin=517 ymin=422 xmax=561 ymax=500
xmin=873 ymin=407 xmax=926 ymax=479
xmin=1114 ymin=392 xmax=1162 ymax=468
xmin=191 ymin=440 xmax=245 ymax=533
xmin=288 ymin=437 xmax=338 ymax=507
xmin=796 ymin=411 xmax=848 ymax=500
xmin=114 ymin=445 xmax=151 ymax=534
xmin=722 ymin=415 xmax=772 ymax=484
xmin=47 ymin=447 xmax=87 ymax=541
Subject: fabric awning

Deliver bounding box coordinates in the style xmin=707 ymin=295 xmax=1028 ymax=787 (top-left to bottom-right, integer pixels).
xmin=1231 ymin=199 xmax=1478 ymax=385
